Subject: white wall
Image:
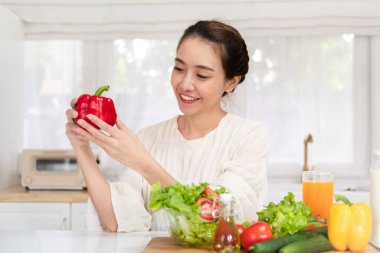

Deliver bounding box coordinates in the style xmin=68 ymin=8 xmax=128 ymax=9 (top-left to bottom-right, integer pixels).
xmin=0 ymin=5 xmax=24 ymax=189
xmin=371 ymin=37 xmax=380 ymax=153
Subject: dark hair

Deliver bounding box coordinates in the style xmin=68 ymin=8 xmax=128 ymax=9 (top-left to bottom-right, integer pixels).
xmin=177 ymin=20 xmax=249 ymax=94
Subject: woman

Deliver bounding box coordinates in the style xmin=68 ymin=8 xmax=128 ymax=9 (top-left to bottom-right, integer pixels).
xmin=66 ymin=20 xmax=270 ymax=232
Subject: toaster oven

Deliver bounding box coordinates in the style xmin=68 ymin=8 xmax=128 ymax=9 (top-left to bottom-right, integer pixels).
xmin=20 ymin=149 xmax=94 ymax=190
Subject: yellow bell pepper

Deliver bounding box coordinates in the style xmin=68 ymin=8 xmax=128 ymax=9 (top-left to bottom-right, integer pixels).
xmin=328 ymin=195 xmax=372 ymax=252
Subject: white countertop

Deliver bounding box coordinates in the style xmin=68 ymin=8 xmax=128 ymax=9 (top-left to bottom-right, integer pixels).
xmin=0 ymin=230 xmax=169 ymax=253
xmin=2 ymin=230 xmax=379 ymax=253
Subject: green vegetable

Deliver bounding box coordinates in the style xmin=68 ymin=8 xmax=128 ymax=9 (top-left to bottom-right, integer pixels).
xmin=257 ymin=192 xmax=320 ymax=238
xmin=250 ymin=226 xmax=328 ymax=253
xmin=242 ymin=220 xmax=252 ymax=227
xmin=149 ymin=182 xmax=225 ymax=247
xmin=279 ymin=234 xmax=333 ymax=253
xmin=250 ymin=232 xmax=311 ymax=253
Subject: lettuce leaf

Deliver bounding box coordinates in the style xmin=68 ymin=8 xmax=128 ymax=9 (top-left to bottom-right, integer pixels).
xmin=257 ymin=192 xmax=317 ymax=238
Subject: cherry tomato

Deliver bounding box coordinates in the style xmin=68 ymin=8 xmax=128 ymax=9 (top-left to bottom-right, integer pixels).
xmin=195 ymin=187 xmax=222 ymax=221
xmin=196 ymin=197 xmax=212 ymax=206
xmin=199 ymin=202 xmax=214 ymax=221
xmin=241 ymin=221 xmax=273 ymax=250
xmin=204 ymin=187 xmax=219 ymax=200
xmin=236 ymin=224 xmax=245 ymax=236
xmin=196 ymin=197 xmax=218 ymax=221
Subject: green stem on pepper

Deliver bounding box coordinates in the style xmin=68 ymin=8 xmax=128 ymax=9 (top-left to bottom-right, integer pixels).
xmin=95 ymin=85 xmax=110 ymax=96
xmin=334 ymin=194 xmax=352 ymax=206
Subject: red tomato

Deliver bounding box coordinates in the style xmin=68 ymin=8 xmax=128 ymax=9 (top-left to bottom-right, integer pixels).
xmin=199 ymin=202 xmax=214 ymax=221
xmin=236 ymin=224 xmax=245 ymax=236
xmin=241 ymin=221 xmax=273 ymax=250
xmin=196 ymin=197 xmax=212 ymax=206
xmin=196 ymin=197 xmax=218 ymax=221
xmin=204 ymin=187 xmax=219 ymax=200
xmin=196 ymin=187 xmax=221 ymax=222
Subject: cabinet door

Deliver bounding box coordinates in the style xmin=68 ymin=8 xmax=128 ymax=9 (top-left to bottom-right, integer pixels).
xmin=71 ymin=203 xmax=87 ymax=231
xmin=0 ymin=203 xmax=70 ymax=230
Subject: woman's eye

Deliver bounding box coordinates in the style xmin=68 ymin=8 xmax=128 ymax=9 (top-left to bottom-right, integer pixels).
xmin=197 ymin=74 xmax=208 ymax=79
xmin=173 ymin=66 xmax=183 ymax=72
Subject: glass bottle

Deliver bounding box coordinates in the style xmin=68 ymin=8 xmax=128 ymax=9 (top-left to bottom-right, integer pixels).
xmin=370 ymin=151 xmax=380 ymax=248
xmin=213 ymin=193 xmax=240 ymax=253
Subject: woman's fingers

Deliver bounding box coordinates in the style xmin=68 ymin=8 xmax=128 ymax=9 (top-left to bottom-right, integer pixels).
xmin=77 ymin=118 xmax=110 ymax=144
xmin=66 ymin=122 xmax=89 ymax=145
xmin=66 ymin=109 xmax=78 ymax=123
xmin=86 ymin=114 xmax=117 ymax=136
xmin=74 ymin=121 xmax=108 ymax=147
xmin=70 ymin=97 xmax=78 ymax=109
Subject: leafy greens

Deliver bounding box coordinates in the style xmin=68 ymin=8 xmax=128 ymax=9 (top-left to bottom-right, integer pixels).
xmin=257 ymin=192 xmax=318 ymax=238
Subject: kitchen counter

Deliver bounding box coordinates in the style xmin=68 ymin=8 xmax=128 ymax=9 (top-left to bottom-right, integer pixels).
xmin=0 ymin=185 xmax=88 ymax=203
xmin=0 ymin=230 xmax=168 ymax=253
xmin=0 ymin=230 xmax=378 ymax=253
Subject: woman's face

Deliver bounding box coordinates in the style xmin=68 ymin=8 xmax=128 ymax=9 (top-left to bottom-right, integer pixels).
xmin=170 ymin=37 xmax=235 ymax=117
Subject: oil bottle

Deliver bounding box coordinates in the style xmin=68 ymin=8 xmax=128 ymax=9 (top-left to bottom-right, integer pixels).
xmin=213 ymin=193 xmax=240 ymax=253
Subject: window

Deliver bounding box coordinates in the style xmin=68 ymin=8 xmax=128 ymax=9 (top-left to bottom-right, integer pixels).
xmin=23 ymin=36 xmax=370 ymax=180
xmin=112 ymin=39 xmax=180 ymax=130
xmin=24 ymin=40 xmax=82 ymax=148
xmin=241 ymin=36 xmax=365 ymax=179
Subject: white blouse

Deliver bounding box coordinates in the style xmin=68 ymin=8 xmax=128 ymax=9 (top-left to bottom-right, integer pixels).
xmin=86 ymin=113 xmax=270 ymax=232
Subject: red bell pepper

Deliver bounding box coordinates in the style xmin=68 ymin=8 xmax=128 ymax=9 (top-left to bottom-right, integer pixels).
xmin=75 ymin=85 xmax=117 ymax=129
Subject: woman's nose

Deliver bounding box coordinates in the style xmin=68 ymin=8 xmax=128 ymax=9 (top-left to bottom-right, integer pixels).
xmin=179 ymin=72 xmax=195 ymax=91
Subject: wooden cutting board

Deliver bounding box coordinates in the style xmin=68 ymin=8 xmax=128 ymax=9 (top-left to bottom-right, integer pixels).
xmin=142 ymin=237 xmax=379 ymax=253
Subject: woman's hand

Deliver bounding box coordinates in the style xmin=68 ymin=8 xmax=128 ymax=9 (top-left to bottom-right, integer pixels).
xmin=65 ymin=98 xmax=91 ymax=150
xmin=75 ymin=114 xmax=150 ymax=171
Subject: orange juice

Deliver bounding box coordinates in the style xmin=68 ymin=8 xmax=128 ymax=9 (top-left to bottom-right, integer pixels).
xmin=302 ymin=181 xmax=334 ymax=220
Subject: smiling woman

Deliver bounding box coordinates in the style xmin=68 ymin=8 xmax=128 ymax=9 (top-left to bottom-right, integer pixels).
xmin=64 ymin=20 xmax=272 ymax=233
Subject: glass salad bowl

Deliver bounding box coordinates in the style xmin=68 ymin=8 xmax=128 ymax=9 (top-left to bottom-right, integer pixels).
xmin=165 ymin=209 xmax=217 ymax=248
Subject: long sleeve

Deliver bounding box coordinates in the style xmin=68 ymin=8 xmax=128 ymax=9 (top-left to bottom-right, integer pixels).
xmin=108 ymin=154 xmax=153 ymax=232
xmin=109 ymin=179 xmax=152 ymax=232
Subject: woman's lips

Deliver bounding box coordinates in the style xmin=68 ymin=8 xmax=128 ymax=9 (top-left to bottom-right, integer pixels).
xmin=180 ymin=94 xmax=200 ymax=104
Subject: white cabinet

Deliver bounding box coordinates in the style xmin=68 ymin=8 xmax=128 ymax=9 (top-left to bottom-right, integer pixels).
xmin=0 ymin=202 xmax=87 ymax=231
xmin=71 ymin=203 xmax=87 ymax=231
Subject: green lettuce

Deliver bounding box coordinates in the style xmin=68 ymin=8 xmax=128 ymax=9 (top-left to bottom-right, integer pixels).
xmin=257 ymin=192 xmax=318 ymax=238
xmin=149 ymin=182 xmax=225 ymax=247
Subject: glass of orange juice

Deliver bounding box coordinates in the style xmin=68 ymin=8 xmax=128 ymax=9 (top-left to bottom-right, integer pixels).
xmin=302 ymin=171 xmax=334 ymax=220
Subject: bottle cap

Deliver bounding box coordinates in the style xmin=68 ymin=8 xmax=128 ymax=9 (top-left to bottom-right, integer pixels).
xmin=219 ymin=193 xmax=233 ymax=203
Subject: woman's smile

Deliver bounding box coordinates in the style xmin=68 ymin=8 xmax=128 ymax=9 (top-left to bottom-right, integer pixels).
xmin=180 ymin=93 xmax=200 ymax=104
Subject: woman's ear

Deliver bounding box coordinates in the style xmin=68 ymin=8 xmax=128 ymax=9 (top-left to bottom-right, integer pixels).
xmin=225 ymin=76 xmax=241 ymax=93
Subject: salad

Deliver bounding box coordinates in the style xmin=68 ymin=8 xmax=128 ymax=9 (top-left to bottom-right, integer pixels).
xmin=149 ymin=182 xmax=226 ymax=247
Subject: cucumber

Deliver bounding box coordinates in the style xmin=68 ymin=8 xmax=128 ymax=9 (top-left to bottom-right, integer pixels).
xmin=250 ymin=233 xmax=311 ymax=253
xmin=305 ymin=226 xmax=328 ymax=237
xmin=249 ymin=226 xmax=328 ymax=253
xmin=279 ymin=234 xmax=333 ymax=253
